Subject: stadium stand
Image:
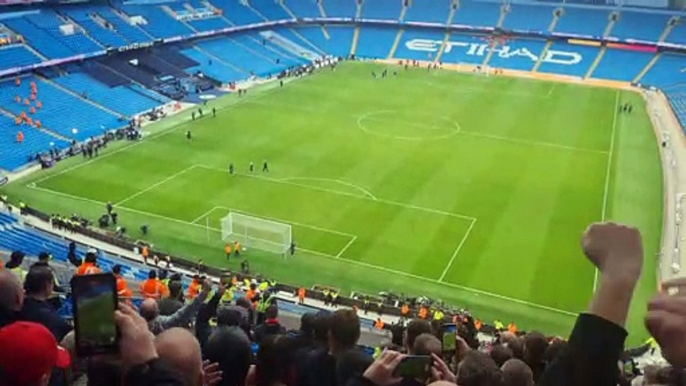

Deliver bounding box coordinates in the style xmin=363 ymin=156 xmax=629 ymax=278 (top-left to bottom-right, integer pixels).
xmin=591 ymin=49 xmax=655 ymax=82
xmin=0 ymin=45 xmax=42 ymax=72
xmin=664 ymin=85 xmax=686 ymax=127
xmin=360 ymin=0 xmax=403 ymax=20
xmin=95 ymin=7 xmax=151 ymax=43
xmin=181 ymin=47 xmax=247 ymax=83
xmin=195 ymin=36 xmax=285 ymax=77
xmin=250 ymin=0 xmax=294 ymax=21
xmin=61 ymin=8 xmax=129 ymax=48
xmin=187 ymin=17 xmax=231 ymax=32
xmin=283 ymin=0 xmax=320 ymax=18
xmin=451 ymin=0 xmax=501 ymax=28
xmin=555 ymin=6 xmax=610 ymax=37
xmin=610 ymin=10 xmax=672 ymax=42
xmin=404 ymin=0 xmax=451 ymax=24
xmin=665 ymin=16 xmax=686 ymax=45
xmin=487 ymin=38 xmax=547 ymax=72
xmin=292 ymin=25 xmax=354 ymax=57
xmin=640 ymin=53 xmax=686 ymax=88
xmin=501 ymin=3 xmax=556 ymax=32
xmin=393 ymin=28 xmax=445 ymax=62
xmin=321 ymin=0 xmax=357 ymax=18
xmin=2 ymin=16 xmax=76 ymax=59
xmin=22 ymin=10 xmax=103 ymax=55
xmin=210 ymin=0 xmax=263 ymax=25
xmin=0 ymin=117 xmax=69 ymax=170
xmin=537 ymin=42 xmax=599 ymax=78
xmin=355 ymin=26 xmax=397 ymax=59
xmin=120 ymin=4 xmax=194 ymax=39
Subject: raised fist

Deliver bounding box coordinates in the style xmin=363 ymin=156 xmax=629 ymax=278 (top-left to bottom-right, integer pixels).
xmin=581 ymin=223 xmax=643 ymax=284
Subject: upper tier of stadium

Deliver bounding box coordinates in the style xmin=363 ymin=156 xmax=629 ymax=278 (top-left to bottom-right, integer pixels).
xmin=0 ymin=0 xmax=685 ymax=171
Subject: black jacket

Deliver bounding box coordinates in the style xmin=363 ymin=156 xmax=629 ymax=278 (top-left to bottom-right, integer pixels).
xmin=253 ymin=320 xmax=286 ymax=344
xmin=124 ymin=358 xmax=188 ymax=386
xmin=21 ymin=297 xmax=71 ymax=341
xmin=538 ymin=313 xmax=626 ymax=386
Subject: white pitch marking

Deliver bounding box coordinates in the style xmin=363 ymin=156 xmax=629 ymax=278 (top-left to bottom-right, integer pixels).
xmin=439 ymin=218 xmax=477 ymax=282
xmin=115 ymin=165 xmax=197 ymax=206
xmin=27 ymin=183 xmax=575 ymax=318
xmin=458 ymin=131 xmax=609 ymax=155
xmin=191 ymin=206 xmax=221 ymax=224
xmin=356 ymin=110 xmax=461 ymax=141
xmin=594 ymin=91 xmax=620 ymax=292
xmin=336 ymin=235 xmax=357 ymax=258
xmin=278 ymin=177 xmax=378 ymax=201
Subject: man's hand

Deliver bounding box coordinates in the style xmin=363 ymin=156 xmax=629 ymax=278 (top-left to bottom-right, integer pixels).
xmin=582 ymin=223 xmax=643 ymax=285
xmin=202 ymin=360 xmax=222 ymax=386
xmin=645 ymin=278 xmax=686 ymax=367
xmin=363 ymin=350 xmax=405 ymax=386
xmin=114 ymin=303 xmax=157 ymax=369
xmin=430 ymin=353 xmax=456 ymax=384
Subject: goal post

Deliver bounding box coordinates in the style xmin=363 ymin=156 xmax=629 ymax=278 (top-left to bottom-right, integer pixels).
xmin=220 ymin=212 xmax=292 ymax=255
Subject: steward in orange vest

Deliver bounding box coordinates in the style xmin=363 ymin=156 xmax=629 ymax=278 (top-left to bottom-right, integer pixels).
xmin=188 ymin=275 xmax=202 ymax=299
xmin=77 ymin=253 xmax=101 ymax=275
xmin=139 ymin=270 xmax=165 ymax=299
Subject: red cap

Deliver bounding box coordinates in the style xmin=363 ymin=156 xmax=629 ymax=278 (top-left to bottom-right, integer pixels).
xmin=0 ymin=322 xmax=71 ymax=385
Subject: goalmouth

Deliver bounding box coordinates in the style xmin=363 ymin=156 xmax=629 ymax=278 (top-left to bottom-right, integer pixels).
xmin=221 ymin=212 xmax=292 ymax=255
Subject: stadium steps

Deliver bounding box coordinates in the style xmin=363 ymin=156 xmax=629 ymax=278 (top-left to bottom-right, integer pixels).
xmin=496 ymin=4 xmax=507 ymax=28
xmin=548 ymin=7 xmax=561 ymax=32
xmin=387 ymin=28 xmax=404 ymax=59
xmin=532 ymin=40 xmax=553 ymax=72
xmin=318 ymin=1 xmax=327 ymax=17
xmin=321 ymin=25 xmax=331 ymax=40
xmin=24 ymin=44 xmax=48 ymax=62
xmin=247 ymin=3 xmax=271 ymax=22
xmin=279 ymin=1 xmax=298 ymax=19
xmin=37 ymin=75 xmax=126 ymax=119
xmin=111 ymin=9 xmax=157 ymax=41
xmin=229 ymin=36 xmax=284 ymax=64
xmin=398 ymin=2 xmax=408 ymax=22
xmin=245 ymin=34 xmax=303 ymax=62
xmin=285 ymin=28 xmax=327 ymax=55
xmin=355 ymin=0 xmax=362 ymax=19
xmin=659 ymin=17 xmax=678 ymax=43
xmin=351 ymin=26 xmax=360 ymax=57
xmin=161 ymin=5 xmax=198 ymax=33
xmin=434 ymin=31 xmax=451 ymax=63
xmin=603 ymin=12 xmax=616 ymax=38
xmin=446 ymin=5 xmax=456 ymax=25
xmin=635 ymin=52 xmax=663 ymax=84
xmin=585 ymin=46 xmax=607 ymax=79
xmin=481 ymin=39 xmax=496 ymax=66
xmin=193 ymin=45 xmax=248 ymax=74
xmin=0 ymin=106 xmax=73 ymax=142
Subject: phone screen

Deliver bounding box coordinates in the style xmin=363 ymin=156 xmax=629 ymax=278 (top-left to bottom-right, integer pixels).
xmin=394 ymin=355 xmax=432 ymax=380
xmin=71 ymin=273 xmax=119 ymax=356
xmin=442 ymin=323 xmax=457 ymax=352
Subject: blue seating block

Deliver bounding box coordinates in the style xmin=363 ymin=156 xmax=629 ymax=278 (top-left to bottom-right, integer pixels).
xmin=64 ymin=9 xmax=129 ymax=48
xmin=665 ymin=17 xmax=686 ymax=45
xmin=3 ymin=17 xmax=74 ymax=59
xmin=640 ymin=53 xmax=686 ymax=88
xmin=283 ymin=0 xmax=320 ymax=18
xmin=97 ymin=8 xmax=152 ymax=43
xmin=250 ymin=0 xmax=293 ymax=21
xmin=188 ymin=17 xmax=231 ymax=32
xmin=361 ymin=0 xmax=403 ymax=20
xmin=322 ymin=0 xmax=356 ymax=18
xmin=197 ymin=37 xmax=284 ymax=77
xmin=538 ymin=42 xmax=599 ymax=78
xmin=452 ymin=0 xmax=501 ymax=28
xmin=0 ymin=118 xmax=69 ymax=171
xmin=591 ymin=49 xmax=654 ymax=82
xmin=405 ymin=0 xmax=451 ymax=24
xmin=394 ymin=29 xmax=446 ymax=62
xmin=121 ymin=5 xmax=194 ymax=39
xmin=182 ymin=47 xmax=247 ymax=83
xmin=23 ymin=11 xmax=102 ymax=55
xmin=210 ymin=0 xmax=263 ymax=25
xmin=356 ymin=26 xmax=397 ymax=59
xmin=0 ymin=45 xmax=42 ymax=72
xmin=610 ymin=11 xmax=670 ymax=42
xmin=556 ymin=7 xmax=609 ymax=37
xmin=488 ymin=38 xmax=548 ymax=71
xmin=502 ymin=4 xmax=556 ymax=32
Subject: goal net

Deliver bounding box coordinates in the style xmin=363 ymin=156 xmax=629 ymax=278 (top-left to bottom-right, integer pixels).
xmin=220 ymin=212 xmax=292 ymax=255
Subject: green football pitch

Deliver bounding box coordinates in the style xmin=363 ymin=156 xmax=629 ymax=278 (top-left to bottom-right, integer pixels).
xmin=2 ymin=62 xmax=662 ymax=344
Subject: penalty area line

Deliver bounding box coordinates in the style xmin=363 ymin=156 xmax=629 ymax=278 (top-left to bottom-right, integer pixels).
xmin=439 ymin=218 xmax=477 ymax=282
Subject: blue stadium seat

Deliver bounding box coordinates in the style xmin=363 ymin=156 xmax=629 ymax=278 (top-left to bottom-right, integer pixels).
xmin=356 ymin=26 xmax=397 ymax=59
xmin=188 ymin=17 xmax=231 ymax=32
xmin=640 ymin=53 xmax=686 ymax=88
xmin=23 ymin=11 xmax=103 ymax=55
xmin=62 ymin=9 xmax=129 ymax=48
xmin=210 ymin=0 xmax=263 ymax=25
xmin=53 ymin=72 xmax=161 ymax=116
xmin=322 ymin=0 xmax=357 ymax=18
xmin=394 ymin=29 xmax=446 ymax=62
xmin=317 ymin=26 xmax=355 ymax=57
xmin=537 ymin=42 xmax=599 ymax=78
xmin=555 ymin=7 xmax=610 ymax=37
xmin=452 ymin=0 xmax=501 ymax=28
xmin=502 ymin=3 xmax=556 ymax=32
xmin=591 ymin=49 xmax=654 ymax=82
xmin=0 ymin=117 xmax=69 ymax=171
xmin=196 ymin=37 xmax=287 ymax=77
xmin=488 ymin=38 xmax=548 ymax=71
xmin=665 ymin=17 xmax=686 ymax=45
xmin=610 ymin=10 xmax=671 ymax=42
xmin=361 ymin=0 xmax=403 ymax=20
xmin=250 ymin=0 xmax=293 ymax=20
xmin=96 ymin=8 xmax=152 ymax=43
xmin=182 ymin=47 xmax=247 ymax=83
xmin=404 ymin=0 xmax=451 ymax=24
xmin=283 ymin=0 xmax=320 ymax=18
xmin=3 ymin=17 xmax=75 ymax=59
xmin=121 ymin=5 xmax=194 ymax=39
xmin=0 ymin=45 xmax=42 ymax=72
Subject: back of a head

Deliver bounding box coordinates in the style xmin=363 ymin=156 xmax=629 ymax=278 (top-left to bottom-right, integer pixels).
xmin=523 ymin=332 xmax=548 ymax=368
xmin=412 ymin=333 xmax=442 ymax=357
xmin=405 ymin=319 xmax=432 ymax=352
xmin=140 ymin=299 xmax=159 ymax=321
xmin=8 ymin=251 xmax=24 ymax=267
xmin=0 ymin=270 xmax=24 ymax=313
xmin=265 ymin=305 xmax=278 ymax=320
xmin=457 ymin=351 xmax=504 ymax=386
xmin=255 ymin=334 xmax=297 ymax=386
xmin=501 ymin=359 xmax=533 ymax=386
xmin=24 ymin=265 xmax=53 ymax=296
xmin=112 ymin=265 xmax=121 ymax=275
xmin=217 ymin=305 xmax=248 ymax=328
xmin=204 ymin=327 xmax=252 ymax=386
xmin=168 ymin=281 xmax=183 ymax=300
xmin=336 ymin=349 xmax=373 ymax=386
xmin=155 ymin=328 xmax=203 ymax=386
xmin=313 ymin=312 xmax=332 ymax=344
xmin=329 ymin=309 xmax=360 ymax=350
xmin=490 ymin=344 xmax=514 ymax=368
xmin=159 ymin=270 xmax=168 ymax=280
xmin=84 ymin=252 xmax=97 ymax=264
xmin=300 ymin=313 xmax=316 ymax=336
xmin=148 ymin=270 xmax=157 ymax=280
xmin=37 ymin=252 xmax=50 ymax=263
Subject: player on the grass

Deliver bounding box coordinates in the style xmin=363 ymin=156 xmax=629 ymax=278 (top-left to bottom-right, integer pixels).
xmin=229 ymin=163 xmax=234 ymax=175
xmin=262 ymin=160 xmax=269 ymax=172
xmin=186 ymin=130 xmax=192 ymax=141
xmin=249 ymin=162 xmax=255 ymax=172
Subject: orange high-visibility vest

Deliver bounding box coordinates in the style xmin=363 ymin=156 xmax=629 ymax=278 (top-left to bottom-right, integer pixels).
xmin=140 ymin=279 xmax=164 ymax=299
xmin=475 ymin=319 xmax=483 ymax=331
xmin=508 ymin=323 xmax=518 ymax=334
xmin=375 ymin=319 xmax=385 ymax=330
xmin=401 ymin=305 xmax=409 ymax=316
xmin=225 ymin=245 xmax=232 ymax=254
xmin=77 ymin=262 xmax=101 ymax=275
xmin=116 ymin=275 xmax=132 ymax=297
xmin=188 ymin=280 xmax=201 ymax=299
xmin=298 ymin=287 xmax=306 ymax=299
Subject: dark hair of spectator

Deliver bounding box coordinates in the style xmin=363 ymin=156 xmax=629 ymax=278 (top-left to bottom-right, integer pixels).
xmin=335 ymin=349 xmax=374 ymax=386
xmin=300 ymin=313 xmax=316 ymax=336
xmin=491 ymin=344 xmax=514 ymax=367
xmin=457 ymin=351 xmax=504 ymax=386
xmin=24 ymin=265 xmax=54 ymax=295
xmin=112 ymin=264 xmax=122 ymax=275
xmin=148 ymin=270 xmax=157 ymax=280
xmin=168 ymin=281 xmax=183 ymax=301
xmin=6 ymin=251 xmax=24 ymax=269
xmin=329 ymin=309 xmax=360 ymax=350
xmin=265 ymin=305 xmax=278 ymax=320
xmin=255 ymin=334 xmax=297 ymax=386
xmin=313 ymin=312 xmax=332 ymax=344
xmin=523 ymin=331 xmax=548 ymax=372
xmin=543 ymin=340 xmax=567 ymax=367
xmin=85 ymin=252 xmax=97 ymax=264
xmin=204 ymin=327 xmax=252 ymax=386
xmin=405 ymin=319 xmax=432 ymax=350
xmin=38 ymin=252 xmax=50 ymax=262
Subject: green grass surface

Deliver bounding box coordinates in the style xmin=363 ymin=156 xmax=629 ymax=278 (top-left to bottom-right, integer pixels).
xmin=2 ymin=62 xmax=662 ymax=344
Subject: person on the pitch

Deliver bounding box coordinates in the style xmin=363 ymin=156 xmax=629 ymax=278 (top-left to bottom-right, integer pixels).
xmin=225 ymin=243 xmax=232 ymax=260
xmin=186 ymin=130 xmax=192 ymax=141
xmin=249 ymin=162 xmax=255 ymax=172
xmin=262 ymin=160 xmax=269 ymax=172
xmin=212 ymin=107 xmax=216 ymax=117
xmin=229 ymin=163 xmax=235 ymax=174
xmin=290 ymin=240 xmax=296 ymax=256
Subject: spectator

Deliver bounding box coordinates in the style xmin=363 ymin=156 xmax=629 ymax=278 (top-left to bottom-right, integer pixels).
xmin=335 ymin=349 xmax=373 ymax=386
xmin=254 ymin=305 xmax=286 ymax=344
xmin=293 ymin=313 xmax=316 ymax=352
xmin=158 ymin=280 xmax=184 ymax=316
xmin=412 ymin=333 xmax=442 ymax=357
xmin=543 ymin=339 xmax=566 ymax=370
xmin=329 ymin=309 xmax=361 ymax=355
xmin=538 ymin=223 xmax=643 ymax=385
xmin=456 ymin=351 xmax=503 ymax=386
xmin=196 ymin=282 xmax=229 ymax=347
xmin=155 ymin=328 xmax=204 ymax=386
xmin=499 ymin=332 xmax=524 ymax=360
xmin=5 ymin=250 xmax=27 ymax=281
xmin=0 ymin=321 xmax=70 ymax=386
xmin=0 ymin=269 xmax=23 ymax=328
xmin=21 ymin=265 xmax=70 ymax=341
xmin=252 ymin=334 xmax=297 ymax=386
xmin=76 ymin=252 xmax=101 ymax=275
xmin=140 ymin=277 xmax=213 ymax=335
xmin=501 ymin=359 xmax=533 ymax=386
xmin=304 ymin=309 xmax=360 ymax=386
xmin=66 ymin=242 xmax=80 ymax=268
xmin=522 ymin=331 xmax=547 ymax=382
xmin=204 ymin=327 xmax=252 ymax=386
xmin=404 ymin=319 xmax=432 ymax=354
xmin=490 ymin=345 xmax=514 ymax=368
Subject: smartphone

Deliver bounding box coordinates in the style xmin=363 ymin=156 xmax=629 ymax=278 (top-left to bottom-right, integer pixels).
xmin=71 ymin=273 xmax=119 ymax=356
xmin=393 ymin=355 xmax=432 ymax=380
xmin=442 ymin=323 xmax=457 ymax=352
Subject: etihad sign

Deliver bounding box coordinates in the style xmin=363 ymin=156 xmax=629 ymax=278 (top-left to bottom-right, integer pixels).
xmin=406 ymin=39 xmax=583 ymax=65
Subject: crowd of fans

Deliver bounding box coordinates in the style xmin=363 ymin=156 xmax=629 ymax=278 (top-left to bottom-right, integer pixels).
xmin=0 ymin=222 xmax=685 ymax=386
